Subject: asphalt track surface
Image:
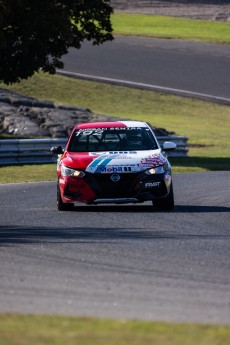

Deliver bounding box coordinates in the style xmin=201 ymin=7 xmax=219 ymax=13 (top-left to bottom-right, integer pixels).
xmin=61 ymin=36 xmax=230 ymax=101
xmin=0 ymin=172 xmax=230 ymax=324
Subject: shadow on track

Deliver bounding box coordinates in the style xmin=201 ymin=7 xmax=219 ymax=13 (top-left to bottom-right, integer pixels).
xmin=174 ymin=205 xmax=230 ymax=213
xmin=0 ymin=223 xmax=229 ymax=246
xmin=57 ymin=204 xmax=230 ymax=213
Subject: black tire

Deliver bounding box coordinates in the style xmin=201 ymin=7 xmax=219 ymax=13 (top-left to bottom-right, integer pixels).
xmin=153 ymin=183 xmax=174 ymax=211
xmin=57 ymin=183 xmax=74 ymax=211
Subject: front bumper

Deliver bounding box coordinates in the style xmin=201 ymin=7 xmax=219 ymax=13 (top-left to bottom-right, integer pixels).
xmin=59 ymin=170 xmax=172 ymax=204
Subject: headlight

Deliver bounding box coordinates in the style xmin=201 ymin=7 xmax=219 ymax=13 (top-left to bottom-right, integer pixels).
xmin=145 ymin=162 xmax=169 ymax=175
xmin=61 ymin=165 xmax=85 ymax=178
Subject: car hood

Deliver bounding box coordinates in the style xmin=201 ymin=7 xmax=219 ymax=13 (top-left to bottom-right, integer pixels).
xmin=63 ymin=150 xmax=167 ymax=173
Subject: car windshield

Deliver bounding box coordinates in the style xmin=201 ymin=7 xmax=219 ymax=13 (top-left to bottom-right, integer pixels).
xmin=68 ymin=127 xmax=158 ymax=152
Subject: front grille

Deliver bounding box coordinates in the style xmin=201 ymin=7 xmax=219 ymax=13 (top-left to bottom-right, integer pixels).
xmin=85 ymin=172 xmax=139 ymax=198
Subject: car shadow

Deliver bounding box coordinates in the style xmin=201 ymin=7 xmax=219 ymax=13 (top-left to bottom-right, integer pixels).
xmin=68 ymin=204 xmax=230 ymax=213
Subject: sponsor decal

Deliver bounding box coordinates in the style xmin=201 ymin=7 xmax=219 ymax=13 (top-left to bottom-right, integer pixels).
xmin=123 ymin=167 xmax=132 ymax=172
xmin=98 ymin=166 xmax=132 ymax=173
xmin=86 ymin=151 xmax=165 ymax=174
xmin=86 ymin=153 xmax=137 ymax=174
xmin=145 ymin=182 xmax=161 ymax=188
xmin=76 ymin=127 xmax=143 ymax=136
xmin=109 ymin=151 xmax=137 ymax=155
xmin=75 ymin=127 xmax=145 ymax=140
xmin=89 ymin=151 xmax=137 ymax=157
xmin=139 ymin=154 xmax=166 ymax=167
xmin=75 ymin=128 xmax=104 ymax=136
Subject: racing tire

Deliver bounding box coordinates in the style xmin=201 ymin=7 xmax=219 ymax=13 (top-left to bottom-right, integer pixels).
xmin=57 ymin=183 xmax=74 ymax=211
xmin=153 ymin=183 xmax=174 ymax=211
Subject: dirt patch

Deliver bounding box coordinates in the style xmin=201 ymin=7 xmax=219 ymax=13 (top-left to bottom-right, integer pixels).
xmin=111 ymin=0 xmax=230 ymax=21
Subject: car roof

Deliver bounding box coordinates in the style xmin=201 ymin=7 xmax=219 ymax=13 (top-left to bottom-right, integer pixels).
xmin=76 ymin=121 xmax=148 ymax=129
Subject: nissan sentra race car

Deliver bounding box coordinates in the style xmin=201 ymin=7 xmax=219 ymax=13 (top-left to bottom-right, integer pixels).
xmin=51 ymin=121 xmax=176 ymax=211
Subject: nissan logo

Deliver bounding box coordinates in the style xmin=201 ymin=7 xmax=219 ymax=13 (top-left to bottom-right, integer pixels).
xmin=111 ymin=173 xmax=120 ymax=182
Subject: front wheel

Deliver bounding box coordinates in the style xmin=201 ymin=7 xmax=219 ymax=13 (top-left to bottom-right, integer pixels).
xmin=57 ymin=183 xmax=74 ymax=211
xmin=153 ymin=183 xmax=174 ymax=211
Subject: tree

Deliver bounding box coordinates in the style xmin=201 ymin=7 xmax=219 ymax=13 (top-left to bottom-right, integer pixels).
xmin=0 ymin=0 xmax=113 ymax=84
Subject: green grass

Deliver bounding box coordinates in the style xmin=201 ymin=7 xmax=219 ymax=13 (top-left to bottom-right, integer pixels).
xmin=112 ymin=13 xmax=230 ymax=44
xmin=0 ymin=164 xmax=57 ymax=184
xmin=0 ymin=314 xmax=230 ymax=345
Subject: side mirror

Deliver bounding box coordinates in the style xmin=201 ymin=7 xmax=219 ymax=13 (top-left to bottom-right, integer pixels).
xmin=50 ymin=146 xmax=64 ymax=155
xmin=162 ymin=141 xmax=177 ymax=151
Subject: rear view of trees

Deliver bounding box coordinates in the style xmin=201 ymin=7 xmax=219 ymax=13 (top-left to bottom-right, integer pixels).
xmin=0 ymin=0 xmax=113 ymax=84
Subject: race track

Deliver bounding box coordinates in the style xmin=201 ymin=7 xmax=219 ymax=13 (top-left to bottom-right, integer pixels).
xmin=61 ymin=37 xmax=230 ymax=101
xmin=0 ymin=172 xmax=230 ymax=324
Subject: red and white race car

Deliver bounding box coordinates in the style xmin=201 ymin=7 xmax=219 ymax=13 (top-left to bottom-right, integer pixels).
xmin=51 ymin=121 xmax=176 ymax=211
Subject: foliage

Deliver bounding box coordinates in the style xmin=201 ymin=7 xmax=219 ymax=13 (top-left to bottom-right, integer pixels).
xmin=0 ymin=0 xmax=113 ymax=84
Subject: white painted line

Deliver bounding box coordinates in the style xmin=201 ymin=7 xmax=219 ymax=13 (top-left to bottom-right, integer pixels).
xmin=56 ymin=70 xmax=230 ymax=105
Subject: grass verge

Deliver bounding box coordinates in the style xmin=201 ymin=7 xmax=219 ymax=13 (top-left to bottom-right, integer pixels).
xmin=1 ymin=72 xmax=230 ymax=161
xmin=0 ymin=314 xmax=230 ymax=345
xmin=0 ymin=164 xmax=56 ymax=184
xmin=112 ymin=13 xmax=230 ymax=44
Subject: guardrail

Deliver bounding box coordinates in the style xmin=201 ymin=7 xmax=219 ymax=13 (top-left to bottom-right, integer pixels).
xmin=0 ymin=136 xmax=188 ymax=166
